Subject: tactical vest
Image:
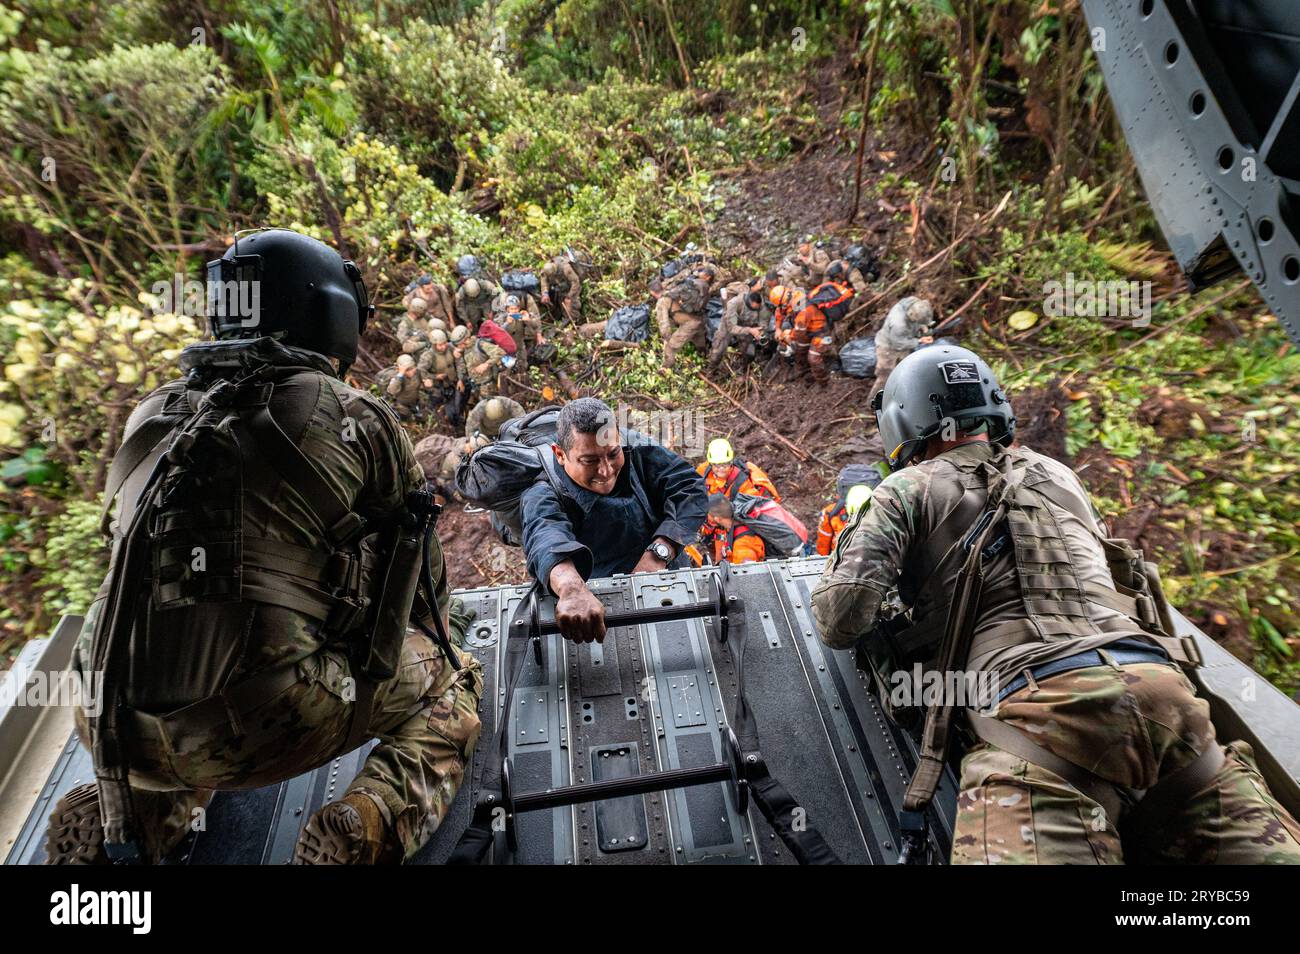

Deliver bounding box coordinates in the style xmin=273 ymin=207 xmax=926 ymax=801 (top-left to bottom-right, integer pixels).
xmin=882 ymin=445 xmax=1193 ymax=675
xmin=89 ymin=338 xmax=451 ymax=856
xmin=99 ymin=342 xmax=416 ymax=653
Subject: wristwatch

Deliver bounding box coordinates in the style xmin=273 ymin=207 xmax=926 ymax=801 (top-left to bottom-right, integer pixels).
xmin=646 ymin=540 xmax=674 ymax=564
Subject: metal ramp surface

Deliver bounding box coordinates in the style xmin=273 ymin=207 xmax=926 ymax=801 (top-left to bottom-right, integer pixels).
xmin=2 ymin=558 xmax=958 ymax=865
xmin=9 ymin=557 xmax=1296 ymax=865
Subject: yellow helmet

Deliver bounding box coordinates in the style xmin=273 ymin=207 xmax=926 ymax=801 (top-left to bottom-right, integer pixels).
xmin=706 ymin=438 xmax=734 ymax=466
xmin=845 ymin=483 xmax=873 ymax=518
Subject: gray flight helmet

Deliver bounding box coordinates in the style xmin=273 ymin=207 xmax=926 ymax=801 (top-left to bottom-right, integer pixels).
xmin=870 ymin=344 xmax=1015 ymax=470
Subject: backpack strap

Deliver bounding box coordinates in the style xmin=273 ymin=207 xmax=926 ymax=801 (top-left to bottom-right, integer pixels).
xmin=99 ymin=403 xmax=193 ymax=533
xmin=238 ymin=378 xmax=366 ymax=547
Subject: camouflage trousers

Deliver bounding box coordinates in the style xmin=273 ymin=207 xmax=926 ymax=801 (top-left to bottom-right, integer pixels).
xmin=660 ymin=311 xmax=706 ymax=368
xmin=952 ymin=663 xmax=1300 ymax=864
xmin=78 ymin=604 xmax=483 ymax=863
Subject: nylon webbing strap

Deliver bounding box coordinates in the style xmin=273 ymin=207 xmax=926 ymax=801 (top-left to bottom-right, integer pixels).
xmin=241 ymin=387 xmax=363 ymax=546
xmin=91 ymin=453 xmax=171 ymax=860
xmin=99 ymin=413 xmax=180 ymax=532
xmin=447 ymin=581 xmax=540 ymax=865
xmin=967 ymin=712 xmax=1124 ymax=826
xmin=903 ymin=451 xmax=1016 ymax=813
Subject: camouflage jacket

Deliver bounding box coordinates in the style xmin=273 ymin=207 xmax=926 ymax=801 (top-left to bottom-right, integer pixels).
xmin=811 ymin=441 xmax=1149 ymax=687
xmin=419 ymin=282 xmax=456 ymax=324
xmin=540 ymin=258 xmax=580 ymax=300
xmin=709 ymin=283 xmax=763 ymax=363
xmin=875 ymin=297 xmax=933 ymax=353
xmin=422 ymin=345 xmax=464 ymax=385
xmin=455 ymin=281 xmax=499 ymax=327
xmin=387 ymin=368 xmax=428 ymax=406
xmin=466 ymin=337 xmax=506 ymax=384
xmin=464 ymin=396 xmax=525 ymax=440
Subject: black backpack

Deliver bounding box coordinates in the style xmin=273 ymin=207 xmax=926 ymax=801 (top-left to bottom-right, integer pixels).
xmin=836 ymin=462 xmax=883 ymax=498
xmin=704 ymin=296 xmax=725 ymax=342
xmin=606 ymin=304 xmax=651 ymax=343
xmin=500 ymin=269 xmax=541 ymax=299
xmin=808 ymin=282 xmax=854 ymax=326
xmin=844 ymin=245 xmax=880 ymax=283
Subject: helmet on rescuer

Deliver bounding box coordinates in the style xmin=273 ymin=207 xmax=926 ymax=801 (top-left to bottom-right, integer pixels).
xmin=205 ymin=228 xmax=372 ymax=376
xmin=871 ymin=345 xmax=1015 ymax=471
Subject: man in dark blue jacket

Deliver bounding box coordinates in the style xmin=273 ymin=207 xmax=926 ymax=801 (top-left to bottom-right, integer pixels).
xmin=521 ymin=397 xmax=707 ymax=643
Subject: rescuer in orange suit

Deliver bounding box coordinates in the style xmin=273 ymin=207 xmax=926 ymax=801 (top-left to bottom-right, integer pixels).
xmin=696 ymin=438 xmax=781 ymax=501
xmin=816 ymin=483 xmax=874 ymax=556
xmin=700 ymin=494 xmax=767 ymax=565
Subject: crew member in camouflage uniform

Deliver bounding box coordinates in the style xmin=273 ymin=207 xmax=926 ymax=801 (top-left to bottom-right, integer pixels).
xmin=871 ymin=296 xmax=934 ymax=399
xmin=413 ymin=274 xmax=456 ymax=328
xmin=465 ymin=396 xmax=525 ymax=441
xmin=812 ymin=345 xmax=1300 ymax=864
xmin=386 ymin=353 xmax=433 ymax=421
xmin=656 ymin=270 xmax=709 ymax=369
xmin=540 ymin=255 xmax=582 ymax=323
xmin=422 ymin=328 xmax=467 ymax=429
xmin=396 ymin=294 xmax=430 ymax=340
xmin=465 ymin=325 xmax=509 ymax=399
xmin=47 ymin=228 xmax=482 ymax=866
xmin=455 ymin=276 xmax=498 ymax=332
xmin=708 ymin=281 xmax=765 ymax=370
xmin=799 ymin=240 xmax=832 ymax=288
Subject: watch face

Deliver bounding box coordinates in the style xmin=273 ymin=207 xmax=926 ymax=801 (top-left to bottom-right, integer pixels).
xmin=652 ymin=543 xmax=670 ymax=560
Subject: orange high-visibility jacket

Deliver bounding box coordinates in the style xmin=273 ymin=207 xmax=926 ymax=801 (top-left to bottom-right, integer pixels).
xmin=702 ymin=521 xmax=766 ymax=565
xmin=696 ymin=459 xmax=781 ymax=501
xmin=816 ymin=502 xmax=849 ymax=556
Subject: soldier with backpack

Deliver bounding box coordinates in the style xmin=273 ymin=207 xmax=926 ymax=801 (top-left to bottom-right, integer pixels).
xmin=455 ymin=276 xmax=498 ymax=331
xmin=656 ymin=269 xmax=710 ymax=369
xmin=465 ymin=318 xmax=517 ymax=399
xmin=465 ymin=396 xmax=525 ymax=441
xmin=46 ymin=228 xmax=483 ymax=866
xmin=540 ymin=255 xmax=582 ymax=323
xmin=812 ymin=344 xmax=1300 ymax=864
xmin=708 ymin=282 xmax=767 ymax=371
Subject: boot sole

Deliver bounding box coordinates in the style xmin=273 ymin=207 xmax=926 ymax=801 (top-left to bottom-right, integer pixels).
xmin=294 ymin=802 xmax=367 ymax=865
xmin=45 ymin=783 xmax=109 ymax=865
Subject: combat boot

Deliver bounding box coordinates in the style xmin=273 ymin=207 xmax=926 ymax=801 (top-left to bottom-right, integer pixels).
xmin=295 ymin=791 xmax=401 ymax=865
xmin=45 ymin=782 xmax=109 ymax=865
